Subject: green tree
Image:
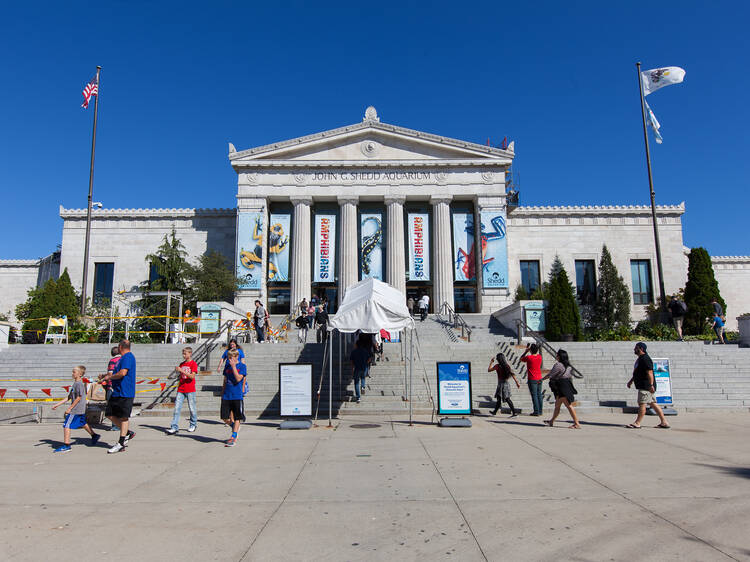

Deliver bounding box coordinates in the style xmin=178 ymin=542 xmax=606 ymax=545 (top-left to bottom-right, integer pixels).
xmin=683 ymin=247 xmax=725 ymax=335
xmin=593 ymin=245 xmax=631 ymax=331
xmin=135 ymin=229 xmax=191 ymax=341
xmin=545 ymin=256 xmax=582 ymax=341
xmin=186 ymin=250 xmax=241 ymax=304
xmin=514 ymin=284 xmax=529 ymax=302
xmin=15 ymin=268 xmax=80 ymax=342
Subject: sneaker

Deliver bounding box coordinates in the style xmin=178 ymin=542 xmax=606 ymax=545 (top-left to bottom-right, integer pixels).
xmin=108 ymin=442 xmax=126 ymax=454
xmin=356 ymin=398 xmax=361 ymax=403
xmin=361 ymin=388 xmax=366 ymax=396
xmin=187 ymin=425 xmax=196 ymax=432
xmin=510 ymin=411 xmax=518 ymax=418
xmin=125 ymin=430 xmax=136 ymax=443
xmin=91 ymin=433 xmax=101 ymax=446
xmin=109 ymin=425 xmax=119 ymax=431
xmin=225 ymin=437 xmax=236 ymax=447
xmin=54 ymin=444 xmax=72 ymax=453
xmin=166 ymin=428 xmax=178 ymax=435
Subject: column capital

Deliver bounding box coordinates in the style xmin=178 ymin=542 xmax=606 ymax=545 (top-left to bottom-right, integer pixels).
xmin=384 ymin=195 xmax=407 ymax=206
xmin=337 ymin=195 xmax=359 ymax=206
xmin=290 ymin=195 xmax=313 ymax=207
xmin=430 ymin=195 xmax=453 ymax=206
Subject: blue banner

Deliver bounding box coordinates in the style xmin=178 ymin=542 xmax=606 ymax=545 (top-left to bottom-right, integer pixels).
xmin=479 ymin=210 xmax=508 ymax=288
xmin=452 ymin=212 xmax=476 ymax=282
xmin=437 ymin=362 xmax=472 ymax=415
xmin=237 ymin=211 xmax=264 ymax=289
xmin=360 ymin=211 xmax=384 ymax=281
xmin=268 ymin=213 xmax=291 ymax=282
xmin=314 ymin=214 xmax=336 ymax=283
xmin=408 ymin=213 xmax=430 ymax=281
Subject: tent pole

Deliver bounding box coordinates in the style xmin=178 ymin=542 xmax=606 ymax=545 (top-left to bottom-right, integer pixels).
xmin=338 ymin=331 xmax=342 ymax=401
xmin=328 ymin=329 xmax=333 ymax=428
xmin=409 ymin=327 xmax=414 ymax=426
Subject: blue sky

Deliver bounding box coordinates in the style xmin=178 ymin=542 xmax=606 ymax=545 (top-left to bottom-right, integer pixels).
xmin=1 ymin=1 xmax=748 ymax=259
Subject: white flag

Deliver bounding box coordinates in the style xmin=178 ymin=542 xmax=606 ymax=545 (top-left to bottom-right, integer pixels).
xmin=641 ymin=66 xmax=686 ymax=96
xmin=645 ymin=100 xmax=663 ymax=144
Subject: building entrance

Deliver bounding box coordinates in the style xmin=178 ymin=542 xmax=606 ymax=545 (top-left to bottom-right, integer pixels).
xmin=406 ymin=285 xmax=433 ymax=314
xmin=311 ymin=285 xmax=337 ymax=314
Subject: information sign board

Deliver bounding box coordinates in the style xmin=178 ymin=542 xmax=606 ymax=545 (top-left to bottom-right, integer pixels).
xmin=652 ymin=358 xmax=673 ymax=405
xmin=437 ymin=362 xmax=472 ymax=415
xmin=279 ymin=363 xmax=313 ymax=417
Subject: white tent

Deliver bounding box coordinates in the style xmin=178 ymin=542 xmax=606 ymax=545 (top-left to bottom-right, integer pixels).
xmin=329 ymin=278 xmax=415 ymax=334
xmin=324 ymin=278 xmax=417 ymax=425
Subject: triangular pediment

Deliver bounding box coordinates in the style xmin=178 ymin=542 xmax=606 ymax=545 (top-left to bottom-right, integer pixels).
xmin=229 ymin=110 xmax=513 ymax=167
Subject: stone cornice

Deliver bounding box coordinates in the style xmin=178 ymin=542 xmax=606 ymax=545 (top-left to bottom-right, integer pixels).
xmin=512 ymin=203 xmax=685 ymax=216
xmin=0 ymin=259 xmax=39 ymax=266
xmin=229 ymin=119 xmax=514 ymax=162
xmin=711 ymin=256 xmax=750 ymax=263
xmin=232 ymin=159 xmax=510 ymax=169
xmin=59 ymin=206 xmax=236 ymax=219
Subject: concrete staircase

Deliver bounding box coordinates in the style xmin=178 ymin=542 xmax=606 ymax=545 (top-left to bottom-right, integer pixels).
xmin=2 ymin=316 xmax=749 ymax=423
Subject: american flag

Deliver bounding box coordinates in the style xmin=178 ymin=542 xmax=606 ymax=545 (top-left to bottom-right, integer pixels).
xmin=81 ymin=77 xmax=99 ymax=109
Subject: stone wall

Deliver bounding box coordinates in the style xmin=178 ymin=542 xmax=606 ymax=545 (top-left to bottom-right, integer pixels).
xmin=507 ymin=204 xmax=686 ymax=322
xmin=59 ymin=207 xmax=237 ymax=302
xmin=712 ymin=256 xmax=750 ymax=331
xmin=0 ymin=260 xmax=39 ymax=324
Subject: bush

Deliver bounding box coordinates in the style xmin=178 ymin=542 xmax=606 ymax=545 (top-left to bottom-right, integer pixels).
xmin=593 ymin=245 xmax=631 ymax=331
xmin=684 ymin=247 xmax=725 ymax=335
xmin=545 ymin=256 xmax=582 ymax=340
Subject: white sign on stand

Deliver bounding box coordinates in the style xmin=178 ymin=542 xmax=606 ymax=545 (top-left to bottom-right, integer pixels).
xmin=279 ymin=363 xmax=313 ymax=417
xmin=652 ymin=358 xmax=673 ymax=405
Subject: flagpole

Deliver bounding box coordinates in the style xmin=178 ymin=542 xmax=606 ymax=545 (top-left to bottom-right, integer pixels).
xmin=80 ymin=65 xmax=101 ymax=316
xmin=636 ymin=62 xmax=667 ymax=313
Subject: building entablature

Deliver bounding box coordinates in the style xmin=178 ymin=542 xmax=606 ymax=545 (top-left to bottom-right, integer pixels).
xmin=59 ymin=206 xmax=237 ymax=220
xmin=510 ymin=203 xmax=685 ymax=218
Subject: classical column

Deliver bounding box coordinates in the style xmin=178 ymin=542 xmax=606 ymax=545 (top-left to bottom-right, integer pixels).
xmin=290 ymin=196 xmax=312 ymax=314
xmin=431 ymin=195 xmax=454 ymax=312
xmin=385 ymin=195 xmax=406 ymax=296
xmin=337 ymin=196 xmax=359 ymax=304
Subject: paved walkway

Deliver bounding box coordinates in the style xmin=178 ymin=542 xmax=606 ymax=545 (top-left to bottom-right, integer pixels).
xmin=2 ymin=412 xmax=750 ymax=561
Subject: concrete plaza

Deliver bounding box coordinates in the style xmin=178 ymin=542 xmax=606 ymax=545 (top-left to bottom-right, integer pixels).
xmin=2 ymin=411 xmax=749 ymax=561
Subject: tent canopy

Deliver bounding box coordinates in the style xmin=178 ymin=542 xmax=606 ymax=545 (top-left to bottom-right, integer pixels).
xmin=328 ymin=278 xmax=415 ymax=333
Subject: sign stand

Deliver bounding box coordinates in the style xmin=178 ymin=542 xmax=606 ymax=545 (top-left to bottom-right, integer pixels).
xmin=648 ymin=357 xmax=678 ymax=416
xmin=279 ymin=363 xmax=313 ymax=430
xmin=436 ymin=362 xmax=473 ymax=428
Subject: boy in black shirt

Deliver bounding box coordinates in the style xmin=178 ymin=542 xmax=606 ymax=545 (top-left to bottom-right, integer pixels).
xmin=626 ymin=342 xmax=670 ymax=429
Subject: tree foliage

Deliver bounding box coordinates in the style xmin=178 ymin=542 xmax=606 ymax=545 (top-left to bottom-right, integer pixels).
xmin=15 ymin=268 xmax=79 ymax=342
xmin=592 ymin=245 xmax=631 ymax=331
xmin=683 ymin=247 xmax=725 ymax=335
xmin=545 ymin=256 xmax=582 ymax=341
xmin=186 ymin=250 xmax=241 ymax=304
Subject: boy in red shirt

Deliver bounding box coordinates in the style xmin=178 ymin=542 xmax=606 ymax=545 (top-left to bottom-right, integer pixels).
xmin=166 ymin=347 xmax=198 ymax=434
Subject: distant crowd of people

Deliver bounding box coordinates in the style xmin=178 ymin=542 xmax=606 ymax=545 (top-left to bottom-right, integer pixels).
xmin=295 ymin=296 xmax=330 ymax=343
xmin=667 ymin=295 xmax=727 ymax=344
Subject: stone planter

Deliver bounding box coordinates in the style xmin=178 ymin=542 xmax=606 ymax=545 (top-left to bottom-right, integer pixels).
xmin=738 ymin=316 xmax=750 ymax=348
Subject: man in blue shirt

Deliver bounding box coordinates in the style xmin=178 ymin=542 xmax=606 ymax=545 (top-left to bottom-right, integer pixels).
xmin=221 ymin=349 xmax=247 ymax=447
xmin=100 ymin=340 xmax=137 ymax=453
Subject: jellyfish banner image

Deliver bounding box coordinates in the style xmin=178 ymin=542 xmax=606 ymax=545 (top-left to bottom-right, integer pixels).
xmin=236 ymin=211 xmax=264 ymax=289
xmin=360 ymin=212 xmax=384 ymax=280
xmin=268 ymin=212 xmax=291 ymax=282
xmin=479 ymin=210 xmax=509 ymax=288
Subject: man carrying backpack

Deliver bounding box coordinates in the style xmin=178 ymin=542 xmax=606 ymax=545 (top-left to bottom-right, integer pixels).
xmin=668 ymin=295 xmax=687 ymax=341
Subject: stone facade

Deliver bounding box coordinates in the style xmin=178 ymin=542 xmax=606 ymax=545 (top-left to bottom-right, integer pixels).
xmin=2 ymin=107 xmax=748 ymax=330
xmin=0 ymin=260 xmax=40 ymax=323
xmin=712 ymin=256 xmax=750 ymax=330
xmin=58 ymin=207 xmax=236 ymax=301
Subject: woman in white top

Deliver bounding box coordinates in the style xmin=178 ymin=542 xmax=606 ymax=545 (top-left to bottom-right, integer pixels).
xmin=541 ymin=349 xmax=581 ymax=429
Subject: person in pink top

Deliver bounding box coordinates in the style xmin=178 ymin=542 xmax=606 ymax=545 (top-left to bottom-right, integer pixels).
xmin=520 ymin=343 xmax=544 ymax=416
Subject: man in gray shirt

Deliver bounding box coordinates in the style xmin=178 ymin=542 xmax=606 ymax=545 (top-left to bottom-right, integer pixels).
xmin=254 ymin=300 xmax=267 ymax=343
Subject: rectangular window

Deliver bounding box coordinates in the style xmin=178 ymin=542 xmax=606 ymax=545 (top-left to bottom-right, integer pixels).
xmin=575 ymin=260 xmax=596 ymax=305
xmin=630 ymin=260 xmax=653 ymax=305
xmin=519 ymin=260 xmax=541 ymax=295
xmin=93 ymin=262 xmax=114 ymax=305
xmin=149 ymin=262 xmax=161 ymax=287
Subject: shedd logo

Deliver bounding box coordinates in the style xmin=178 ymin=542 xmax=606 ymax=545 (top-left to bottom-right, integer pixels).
xmin=457 ymin=364 xmax=468 ymax=374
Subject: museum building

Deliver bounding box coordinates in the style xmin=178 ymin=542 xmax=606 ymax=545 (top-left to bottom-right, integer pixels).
xmin=3 ymin=107 xmax=748 ymax=328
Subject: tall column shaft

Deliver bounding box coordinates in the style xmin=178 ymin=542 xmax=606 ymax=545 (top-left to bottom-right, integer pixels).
xmin=290 ymin=196 xmax=312 ymax=314
xmin=385 ymin=195 xmax=406 ymax=296
xmin=431 ymin=195 xmax=454 ymax=311
xmin=338 ymin=196 xmax=359 ymax=304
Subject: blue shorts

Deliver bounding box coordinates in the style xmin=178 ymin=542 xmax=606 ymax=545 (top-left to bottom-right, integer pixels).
xmin=63 ymin=414 xmax=87 ymax=429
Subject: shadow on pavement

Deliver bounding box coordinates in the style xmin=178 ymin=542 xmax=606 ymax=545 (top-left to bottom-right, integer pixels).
xmin=695 ymin=463 xmax=750 ymax=480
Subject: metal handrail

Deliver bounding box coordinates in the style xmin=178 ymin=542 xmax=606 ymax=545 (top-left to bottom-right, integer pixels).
xmin=140 ymin=319 xmax=234 ymax=411
xmin=439 ymin=302 xmax=472 ymax=342
xmin=514 ymin=317 xmax=583 ymax=379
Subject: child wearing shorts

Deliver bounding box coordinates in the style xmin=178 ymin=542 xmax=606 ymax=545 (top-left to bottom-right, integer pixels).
xmin=52 ymin=366 xmax=100 ymax=453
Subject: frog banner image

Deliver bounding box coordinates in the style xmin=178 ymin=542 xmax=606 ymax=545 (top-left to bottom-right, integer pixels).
xmin=268 ymin=212 xmax=291 ymax=282
xmin=237 ymin=211 xmax=264 ymax=289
